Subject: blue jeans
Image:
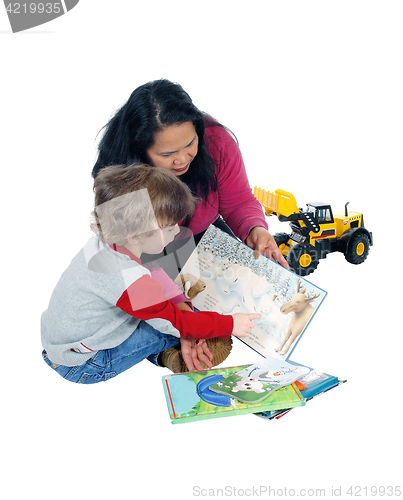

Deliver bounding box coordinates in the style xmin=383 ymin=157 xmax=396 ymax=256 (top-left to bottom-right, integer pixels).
xmin=42 ymin=320 xmax=180 ymax=384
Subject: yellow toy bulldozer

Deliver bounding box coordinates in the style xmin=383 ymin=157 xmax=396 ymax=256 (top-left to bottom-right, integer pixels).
xmin=253 ymin=187 xmax=373 ymax=276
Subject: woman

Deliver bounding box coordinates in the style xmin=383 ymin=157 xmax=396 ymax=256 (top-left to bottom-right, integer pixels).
xmin=93 ymin=79 xmax=287 ymax=268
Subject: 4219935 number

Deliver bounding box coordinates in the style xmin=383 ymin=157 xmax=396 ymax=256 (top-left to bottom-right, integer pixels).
xmin=347 ymin=486 xmax=401 ymax=496
xmin=5 ymin=3 xmax=62 ymax=14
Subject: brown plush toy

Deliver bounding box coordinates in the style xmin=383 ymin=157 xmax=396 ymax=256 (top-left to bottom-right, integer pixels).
xmin=174 ymin=273 xmax=207 ymax=301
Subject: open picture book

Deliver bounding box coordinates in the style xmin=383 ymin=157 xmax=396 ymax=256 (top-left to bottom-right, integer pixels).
xmin=177 ymin=225 xmax=327 ymax=360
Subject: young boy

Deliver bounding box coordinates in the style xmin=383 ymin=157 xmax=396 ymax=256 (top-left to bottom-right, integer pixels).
xmin=41 ymin=164 xmax=260 ymax=383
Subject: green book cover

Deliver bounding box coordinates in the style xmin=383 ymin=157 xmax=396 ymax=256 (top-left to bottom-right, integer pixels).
xmin=162 ymin=365 xmax=305 ymax=424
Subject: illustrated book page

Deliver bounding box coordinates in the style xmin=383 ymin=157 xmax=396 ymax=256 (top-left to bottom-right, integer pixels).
xmin=179 ymin=225 xmax=327 ymax=359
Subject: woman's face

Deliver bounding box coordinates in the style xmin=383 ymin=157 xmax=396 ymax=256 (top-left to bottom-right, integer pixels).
xmin=146 ymin=121 xmax=198 ymax=176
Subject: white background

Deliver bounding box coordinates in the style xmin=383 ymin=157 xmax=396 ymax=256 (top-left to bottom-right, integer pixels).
xmin=1 ymin=1 xmax=402 ymax=498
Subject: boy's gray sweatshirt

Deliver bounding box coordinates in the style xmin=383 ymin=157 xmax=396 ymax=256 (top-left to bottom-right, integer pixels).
xmin=41 ymin=237 xmax=181 ymax=366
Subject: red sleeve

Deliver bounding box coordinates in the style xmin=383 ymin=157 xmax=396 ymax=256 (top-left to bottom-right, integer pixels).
xmin=149 ymin=265 xmax=193 ymax=309
xmin=116 ymin=275 xmax=233 ymax=340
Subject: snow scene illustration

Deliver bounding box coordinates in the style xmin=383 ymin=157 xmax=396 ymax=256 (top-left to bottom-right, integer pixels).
xmin=183 ymin=225 xmax=327 ymax=359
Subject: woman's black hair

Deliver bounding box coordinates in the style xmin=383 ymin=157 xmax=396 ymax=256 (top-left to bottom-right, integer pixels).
xmin=92 ymin=79 xmax=219 ymax=200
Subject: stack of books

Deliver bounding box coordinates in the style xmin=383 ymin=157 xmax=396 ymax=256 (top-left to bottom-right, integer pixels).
xmin=162 ymin=357 xmax=345 ymax=424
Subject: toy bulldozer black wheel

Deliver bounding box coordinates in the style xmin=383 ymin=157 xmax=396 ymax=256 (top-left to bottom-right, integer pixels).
xmin=273 ymin=232 xmax=291 ymax=257
xmin=345 ymin=232 xmax=371 ymax=264
xmin=287 ymin=243 xmax=319 ymax=276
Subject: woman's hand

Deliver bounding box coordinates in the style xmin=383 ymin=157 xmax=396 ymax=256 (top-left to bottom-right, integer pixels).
xmin=246 ymin=226 xmax=289 ymax=268
xmin=179 ymin=337 xmax=213 ymax=372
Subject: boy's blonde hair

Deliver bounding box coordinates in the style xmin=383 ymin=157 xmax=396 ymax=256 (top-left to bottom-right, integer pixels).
xmin=91 ymin=164 xmax=196 ymax=245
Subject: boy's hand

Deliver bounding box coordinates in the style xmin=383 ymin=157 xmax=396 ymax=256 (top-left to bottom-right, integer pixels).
xmin=180 ymin=337 xmax=213 ymax=371
xmin=231 ymin=313 xmax=261 ymax=338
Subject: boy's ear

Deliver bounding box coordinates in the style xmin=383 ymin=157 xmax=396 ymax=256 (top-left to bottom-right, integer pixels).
xmin=127 ymin=233 xmax=140 ymax=245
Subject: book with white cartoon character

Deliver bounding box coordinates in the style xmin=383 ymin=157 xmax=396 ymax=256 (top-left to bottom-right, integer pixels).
xmin=162 ymin=358 xmax=308 ymax=423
